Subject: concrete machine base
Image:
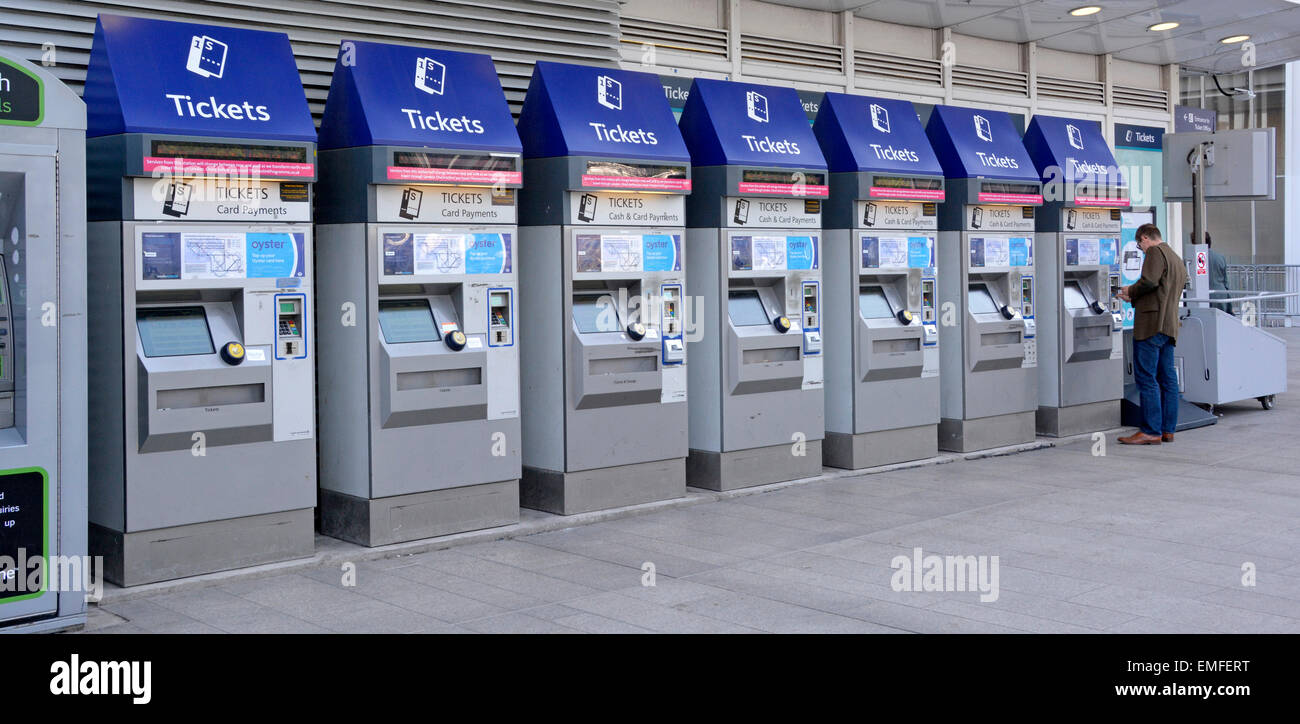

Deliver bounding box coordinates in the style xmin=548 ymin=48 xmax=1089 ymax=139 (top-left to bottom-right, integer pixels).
xmin=1036 ymin=400 xmax=1120 ymax=438
xmin=824 ymin=425 xmax=938 ymax=470
xmin=318 ymin=481 xmax=519 ymax=547
xmin=939 ymin=411 xmax=1036 ymax=453
xmin=521 ymin=458 xmax=686 ymax=515
xmin=91 ymin=508 xmax=315 ymax=587
xmin=687 ymin=441 xmax=824 ymax=491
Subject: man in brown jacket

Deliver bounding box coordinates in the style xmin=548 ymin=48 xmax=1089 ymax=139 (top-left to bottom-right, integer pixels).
xmin=1117 ymin=224 xmax=1188 ymax=444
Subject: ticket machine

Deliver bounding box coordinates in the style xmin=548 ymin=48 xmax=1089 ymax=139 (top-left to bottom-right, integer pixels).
xmin=0 ymin=55 xmax=87 ymax=631
xmin=85 ymin=16 xmax=318 ymax=584
xmin=813 ymin=93 xmax=944 ymax=469
xmin=314 ymin=41 xmax=521 ymax=545
xmin=925 ymin=106 xmax=1043 ymax=452
xmin=516 ymin=62 xmax=690 ymax=514
xmin=1023 ymin=115 xmax=1128 ymax=436
xmin=678 ymin=79 xmax=825 ymax=489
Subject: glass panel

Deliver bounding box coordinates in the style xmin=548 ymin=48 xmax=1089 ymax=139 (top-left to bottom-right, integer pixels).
xmin=573 ymin=295 xmax=621 ymax=334
xmin=1063 ymin=281 xmax=1089 ymax=310
xmin=378 ymin=299 xmax=440 ymax=343
xmin=137 ymin=307 xmax=215 ymax=358
xmin=728 ymin=290 xmax=770 ymax=327
xmin=858 ymin=288 xmax=895 ymax=319
xmin=967 ymin=285 xmax=999 ymax=315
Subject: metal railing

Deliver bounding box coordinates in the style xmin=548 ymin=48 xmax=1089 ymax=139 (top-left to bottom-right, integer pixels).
xmin=1226 ymin=264 xmax=1300 ymax=325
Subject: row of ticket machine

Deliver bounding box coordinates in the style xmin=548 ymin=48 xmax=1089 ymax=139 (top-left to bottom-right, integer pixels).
xmin=1 ymin=15 xmax=1134 ymax=601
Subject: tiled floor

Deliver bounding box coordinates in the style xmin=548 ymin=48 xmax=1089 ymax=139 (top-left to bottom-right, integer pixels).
xmin=85 ymin=329 xmax=1300 ymax=633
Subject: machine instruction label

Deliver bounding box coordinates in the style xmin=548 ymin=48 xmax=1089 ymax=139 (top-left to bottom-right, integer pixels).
xmin=140 ymin=231 xmax=306 ymax=280
xmin=857 ymin=200 xmax=937 ymax=231
xmin=0 ymin=55 xmax=43 ymax=126
xmin=1063 ymin=206 xmax=1121 ymax=233
xmin=729 ymin=235 xmax=819 ymax=272
xmin=132 ymin=178 xmax=310 ymax=222
xmin=860 ymin=235 xmax=935 ymax=270
xmin=966 ymin=205 xmax=1034 ymax=232
xmin=970 ymin=236 xmax=1033 ymax=268
xmin=380 ymin=231 xmax=513 ymax=276
xmin=376 ymin=185 xmax=517 ymax=224
xmin=570 ymin=192 xmax=684 ymax=227
xmin=1065 ymin=237 xmax=1112 ymax=267
xmin=727 ymin=197 xmax=820 ymax=229
xmin=573 ymin=233 xmax=682 ymax=274
xmin=0 ymin=469 xmax=47 ymax=603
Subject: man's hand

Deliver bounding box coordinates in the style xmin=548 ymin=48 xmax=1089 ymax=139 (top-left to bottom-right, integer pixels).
xmin=1117 ymin=286 xmax=1131 ymax=303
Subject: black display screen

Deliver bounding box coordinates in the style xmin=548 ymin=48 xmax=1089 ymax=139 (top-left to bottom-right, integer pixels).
xmin=392 ymin=151 xmax=519 ymax=172
xmin=378 ymin=300 xmax=440 ymax=344
xmin=979 ymin=181 xmax=1041 ymax=196
xmin=150 ymin=140 xmax=307 ymax=163
xmin=585 ymin=161 xmax=687 ymax=180
xmin=137 ymin=307 xmax=215 ymax=358
xmin=741 ymin=169 xmax=827 ymax=187
xmin=872 ymin=175 xmax=942 ymax=190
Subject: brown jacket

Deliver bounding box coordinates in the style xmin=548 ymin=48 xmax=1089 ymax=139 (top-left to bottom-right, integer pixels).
xmin=1130 ymin=242 xmax=1187 ymax=342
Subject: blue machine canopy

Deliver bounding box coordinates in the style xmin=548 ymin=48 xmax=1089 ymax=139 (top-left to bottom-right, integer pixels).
xmin=813 ymin=93 xmax=942 ymax=177
xmin=677 ymin=78 xmax=825 ymax=171
xmin=84 ymin=14 xmax=314 ymax=141
xmin=317 ymin=40 xmax=520 ymax=154
xmin=924 ymin=105 xmax=1040 ymax=184
xmin=516 ymin=61 xmax=689 ymax=164
xmin=1023 ymin=115 xmax=1128 ymax=205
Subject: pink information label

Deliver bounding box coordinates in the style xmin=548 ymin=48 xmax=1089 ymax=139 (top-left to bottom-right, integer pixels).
xmin=736 ymin=182 xmax=829 ymax=197
xmin=1074 ymin=195 xmax=1129 ymax=207
xmin=579 ymin=175 xmax=692 ymax=191
xmin=386 ymin=167 xmax=523 ymax=184
xmin=143 ymin=157 xmax=315 ymax=178
xmin=976 ymin=192 xmax=1044 ymax=205
xmin=868 ymin=187 xmax=945 ymax=201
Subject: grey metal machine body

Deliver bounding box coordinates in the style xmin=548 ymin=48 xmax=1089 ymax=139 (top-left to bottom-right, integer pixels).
xmin=0 ymin=55 xmax=88 ymax=631
xmin=1034 ymin=203 xmax=1124 ymax=436
xmin=936 ymin=180 xmax=1039 ymax=452
xmin=517 ymin=157 xmax=689 ymax=514
xmin=822 ymin=171 xmax=941 ymax=469
xmin=314 ymin=146 xmax=521 ymax=545
xmin=87 ymin=134 xmax=317 ymax=585
xmin=684 ymin=166 xmax=825 ymax=489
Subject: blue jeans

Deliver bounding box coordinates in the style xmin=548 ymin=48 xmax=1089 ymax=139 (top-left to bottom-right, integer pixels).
xmin=1133 ymin=333 xmax=1180 ymax=435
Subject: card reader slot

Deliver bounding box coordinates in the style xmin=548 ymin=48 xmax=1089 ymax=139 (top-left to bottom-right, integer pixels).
xmin=156 ymin=383 xmax=265 ymax=409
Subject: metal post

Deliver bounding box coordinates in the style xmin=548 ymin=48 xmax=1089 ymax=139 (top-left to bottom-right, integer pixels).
xmin=1191 ymin=143 xmax=1206 ymax=248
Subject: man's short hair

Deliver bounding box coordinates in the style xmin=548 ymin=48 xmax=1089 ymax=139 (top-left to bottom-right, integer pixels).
xmin=1136 ymin=223 xmax=1162 ymax=243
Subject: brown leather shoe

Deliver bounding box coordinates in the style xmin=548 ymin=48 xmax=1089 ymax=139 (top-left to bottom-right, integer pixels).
xmin=1162 ymin=433 xmax=1174 ymax=443
xmin=1118 ymin=431 xmax=1162 ymax=445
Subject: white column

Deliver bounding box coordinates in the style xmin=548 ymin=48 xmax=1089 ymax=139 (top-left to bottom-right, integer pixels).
xmin=1286 ymin=61 xmax=1299 ymax=267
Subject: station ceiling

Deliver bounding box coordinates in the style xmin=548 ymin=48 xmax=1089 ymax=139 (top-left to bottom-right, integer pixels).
xmin=763 ymin=0 xmax=1300 ymax=73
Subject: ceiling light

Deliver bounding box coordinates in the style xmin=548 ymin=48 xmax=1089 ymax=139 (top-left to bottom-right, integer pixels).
xmin=1069 ymin=6 xmax=1102 ymax=17
xmin=1219 ymin=34 xmax=1251 ymax=44
xmin=1147 ymin=21 xmax=1180 ymax=32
